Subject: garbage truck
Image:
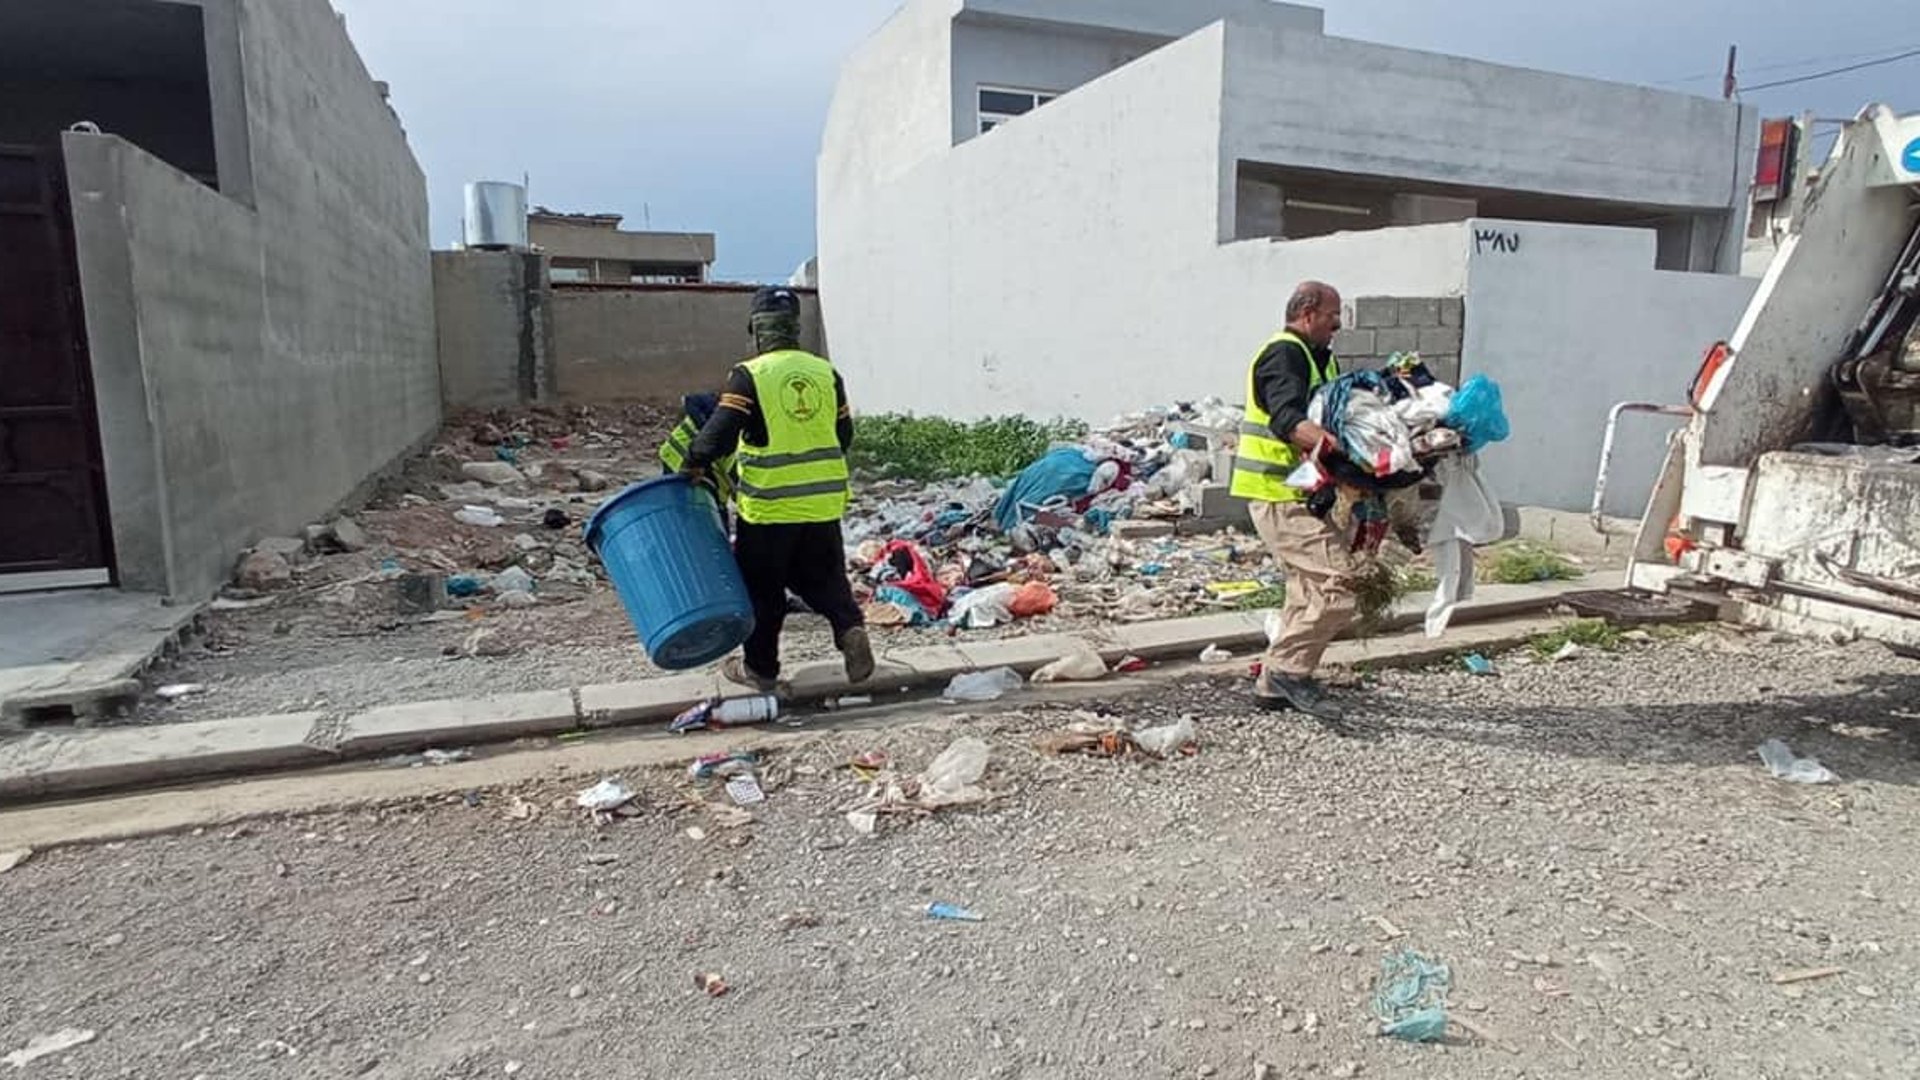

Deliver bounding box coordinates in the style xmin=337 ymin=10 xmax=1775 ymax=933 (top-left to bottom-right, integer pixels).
xmin=1596 ymin=104 xmax=1920 ymax=650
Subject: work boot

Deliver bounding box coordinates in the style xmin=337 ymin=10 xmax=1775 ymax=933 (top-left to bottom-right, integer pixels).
xmin=721 ymin=657 xmax=777 ymax=694
xmin=1253 ymin=672 xmax=1345 ymax=722
xmin=840 ymin=626 xmax=876 ymax=684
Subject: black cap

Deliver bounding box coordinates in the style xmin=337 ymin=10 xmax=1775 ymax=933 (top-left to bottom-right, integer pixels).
xmin=750 ymin=286 xmax=801 ymax=317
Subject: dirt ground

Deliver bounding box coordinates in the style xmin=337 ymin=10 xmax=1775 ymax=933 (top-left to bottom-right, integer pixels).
xmin=5 ymin=629 xmax=1916 ymax=1079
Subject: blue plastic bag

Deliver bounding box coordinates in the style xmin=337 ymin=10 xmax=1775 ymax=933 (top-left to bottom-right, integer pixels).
xmin=1445 ymin=374 xmax=1511 ymax=452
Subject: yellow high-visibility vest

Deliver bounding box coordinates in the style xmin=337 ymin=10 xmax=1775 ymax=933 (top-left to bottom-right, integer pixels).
xmin=1229 ymin=330 xmax=1339 ymax=503
xmin=734 ymin=350 xmax=851 ymax=525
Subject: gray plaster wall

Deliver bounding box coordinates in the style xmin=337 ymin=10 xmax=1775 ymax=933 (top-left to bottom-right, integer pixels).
xmin=64 ymin=0 xmax=436 ymax=601
xmin=1219 ymin=19 xmax=1756 ymax=267
xmin=548 ymin=288 xmax=827 ymax=405
xmin=435 ymin=251 xmax=549 ymax=410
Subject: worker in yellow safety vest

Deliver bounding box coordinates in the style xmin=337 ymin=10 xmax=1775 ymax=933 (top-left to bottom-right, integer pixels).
xmin=680 ymin=287 xmax=874 ymax=692
xmin=657 ymin=392 xmax=736 ymax=527
xmin=1231 ymin=280 xmax=1361 ymax=721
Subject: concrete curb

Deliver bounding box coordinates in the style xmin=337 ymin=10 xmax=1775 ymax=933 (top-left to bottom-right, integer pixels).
xmin=0 ymin=581 xmax=1588 ymax=803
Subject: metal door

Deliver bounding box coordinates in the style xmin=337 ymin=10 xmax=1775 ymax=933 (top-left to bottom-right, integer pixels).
xmin=0 ymin=144 xmax=113 ymax=582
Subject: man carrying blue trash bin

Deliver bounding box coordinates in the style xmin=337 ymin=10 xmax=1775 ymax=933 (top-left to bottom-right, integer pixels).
xmin=680 ymin=286 xmax=875 ymax=692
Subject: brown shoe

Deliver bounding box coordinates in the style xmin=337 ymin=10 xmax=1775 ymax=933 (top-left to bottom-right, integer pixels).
xmin=721 ymin=657 xmax=777 ymax=694
xmin=839 ymin=626 xmax=876 ymax=684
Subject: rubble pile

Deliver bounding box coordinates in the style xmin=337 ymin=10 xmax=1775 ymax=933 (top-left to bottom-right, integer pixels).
xmin=844 ymin=398 xmax=1292 ymax=629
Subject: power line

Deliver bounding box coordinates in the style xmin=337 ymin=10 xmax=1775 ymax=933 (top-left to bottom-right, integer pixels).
xmin=1741 ymin=46 xmax=1920 ymax=92
xmin=1654 ymin=43 xmax=1920 ymax=86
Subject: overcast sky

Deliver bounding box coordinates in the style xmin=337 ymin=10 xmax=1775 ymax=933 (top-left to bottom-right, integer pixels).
xmin=329 ymin=0 xmax=1920 ymax=281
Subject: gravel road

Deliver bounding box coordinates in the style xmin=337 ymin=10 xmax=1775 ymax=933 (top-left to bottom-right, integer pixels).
xmin=5 ymin=629 xmax=1916 ymax=1079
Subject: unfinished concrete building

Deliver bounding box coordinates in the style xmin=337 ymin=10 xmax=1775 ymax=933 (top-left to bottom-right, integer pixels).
xmin=0 ymin=0 xmax=438 ymax=602
xmin=818 ymin=0 xmax=1762 ymax=513
xmin=529 ymin=210 xmax=716 ymax=285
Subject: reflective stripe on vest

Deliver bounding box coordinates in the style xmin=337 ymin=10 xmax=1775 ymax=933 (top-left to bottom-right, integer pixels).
xmin=1229 ymin=331 xmax=1338 ymax=503
xmin=735 ymin=349 xmax=850 ymax=525
xmin=658 ymin=415 xmax=736 ymax=501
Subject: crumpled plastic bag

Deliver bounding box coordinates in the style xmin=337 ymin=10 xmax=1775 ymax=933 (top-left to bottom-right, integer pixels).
xmin=1757 ymin=738 xmax=1839 ymax=784
xmin=1425 ymin=453 xmax=1504 ymax=638
xmin=1008 ymin=581 xmax=1058 ymax=619
xmin=1445 ymin=374 xmax=1512 ymax=452
xmin=1031 ymin=639 xmax=1107 ymax=683
xmin=1134 ymin=715 xmax=1196 ymax=757
xmin=942 ymin=667 xmax=1024 ymax=702
xmin=1393 ymin=381 xmax=1455 ymax=433
xmin=949 ymin=583 xmax=1017 ymax=629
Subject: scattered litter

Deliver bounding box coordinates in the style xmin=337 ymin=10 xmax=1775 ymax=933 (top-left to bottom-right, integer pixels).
xmin=4 ymin=1027 xmax=97 ymax=1068
xmin=453 ymin=505 xmax=505 ymax=528
xmin=1134 ymin=715 xmax=1198 ymax=758
xmin=1205 ymin=580 xmax=1263 ymax=599
xmin=725 ymin=774 xmax=767 ymax=806
xmin=689 ymin=752 xmax=758 ymax=781
xmin=502 ymin=797 xmax=538 ymax=822
xmin=849 ymin=750 xmax=889 ymax=779
xmin=0 ymin=848 xmax=30 ymax=875
xmin=1031 ymin=640 xmax=1108 ymax=683
xmin=685 ymin=826 xmax=707 ymax=841
xmin=542 ymin=508 xmax=570 ymax=530
xmin=942 ymin=667 xmax=1024 ymax=702
xmin=155 ymin=682 xmax=207 ymax=700
xmin=446 ymin=574 xmax=487 ymax=598
xmin=1112 ymin=655 xmax=1149 ymax=673
xmin=844 ymin=736 xmax=993 ymax=833
xmin=1772 ymin=966 xmax=1847 ymax=985
xmin=1757 ymin=738 xmax=1838 ymax=784
xmin=669 ymin=700 xmax=717 ymax=734
xmin=926 ymin=901 xmax=986 ymax=922
xmin=585 ymin=852 xmax=619 ymax=865
xmin=491 ymin=566 xmax=535 ymax=595
xmin=1549 ymin=641 xmax=1582 ymax=663
xmin=1372 ymin=948 xmax=1452 ymax=1044
xmin=575 ymin=779 xmax=635 ymax=813
xmin=694 ymin=971 xmax=730 ymax=997
xmin=1199 ymin=645 xmax=1233 ymax=663
xmin=713 ymin=695 xmax=779 ymax=726
xmin=1370 ymin=916 xmax=1407 ymax=940
xmin=1462 ymin=654 xmax=1497 ymax=676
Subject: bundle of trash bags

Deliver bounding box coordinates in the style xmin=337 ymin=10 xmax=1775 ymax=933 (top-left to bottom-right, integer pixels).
xmin=1300 ymin=355 xmax=1510 ymax=490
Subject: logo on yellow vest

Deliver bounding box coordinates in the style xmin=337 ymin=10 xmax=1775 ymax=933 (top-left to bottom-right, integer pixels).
xmin=780 ymin=374 xmax=826 ymax=423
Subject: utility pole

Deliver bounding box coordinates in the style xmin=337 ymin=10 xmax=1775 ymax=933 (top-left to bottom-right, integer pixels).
xmin=1722 ymin=44 xmax=1738 ymax=100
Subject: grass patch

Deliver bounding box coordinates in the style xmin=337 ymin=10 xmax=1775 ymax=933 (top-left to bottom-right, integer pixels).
xmin=850 ymin=414 xmax=1087 ymax=482
xmin=1528 ymin=618 xmax=1622 ymax=657
xmin=1479 ymin=542 xmax=1583 ymax=585
xmin=1232 ymin=584 xmax=1287 ymax=611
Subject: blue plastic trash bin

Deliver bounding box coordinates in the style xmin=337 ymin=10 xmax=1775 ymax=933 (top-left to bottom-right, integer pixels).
xmin=584 ymin=476 xmax=754 ymax=670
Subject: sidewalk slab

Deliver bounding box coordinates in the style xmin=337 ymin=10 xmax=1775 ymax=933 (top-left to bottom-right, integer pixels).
xmin=0 ymin=713 xmax=330 ymax=802
xmin=0 ymin=590 xmax=202 ymax=727
xmin=579 ymin=673 xmax=720 ymax=726
xmin=337 ymin=691 xmax=580 ymax=755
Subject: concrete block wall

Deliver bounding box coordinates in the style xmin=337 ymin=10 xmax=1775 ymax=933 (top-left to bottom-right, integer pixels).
xmin=434 ymin=251 xmax=549 ymax=409
xmin=548 ymin=287 xmax=827 ymax=404
xmin=433 ymin=268 xmax=829 ymax=408
xmin=1334 ymin=296 xmax=1464 ymax=385
xmin=64 ymin=0 xmax=437 ymax=602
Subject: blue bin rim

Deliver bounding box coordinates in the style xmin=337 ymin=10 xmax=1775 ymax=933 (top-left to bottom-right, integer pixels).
xmin=583 ymin=474 xmax=694 ymax=553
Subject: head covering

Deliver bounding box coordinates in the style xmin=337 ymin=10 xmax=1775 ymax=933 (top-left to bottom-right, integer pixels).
xmin=749 ymin=287 xmax=803 ymax=351
xmin=750 ymin=287 xmax=801 ymax=317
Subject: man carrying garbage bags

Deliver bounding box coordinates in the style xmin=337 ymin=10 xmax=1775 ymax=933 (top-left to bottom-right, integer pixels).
xmin=680 ymin=286 xmax=875 ymax=692
xmin=1232 ymin=280 xmax=1363 ymax=721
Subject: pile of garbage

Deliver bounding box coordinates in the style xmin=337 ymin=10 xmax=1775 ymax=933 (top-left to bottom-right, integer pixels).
xmin=845 ymin=399 xmax=1283 ymax=630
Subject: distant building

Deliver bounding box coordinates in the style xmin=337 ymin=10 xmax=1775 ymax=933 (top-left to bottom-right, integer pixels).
xmin=528 ymin=209 xmax=714 ymax=285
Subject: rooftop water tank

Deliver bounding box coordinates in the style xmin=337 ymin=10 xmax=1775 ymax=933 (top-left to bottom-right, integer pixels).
xmin=463 ymin=181 xmax=528 ymax=250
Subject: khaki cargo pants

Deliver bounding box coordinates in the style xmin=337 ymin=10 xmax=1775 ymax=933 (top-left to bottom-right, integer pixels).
xmin=1251 ymin=500 xmax=1360 ymax=679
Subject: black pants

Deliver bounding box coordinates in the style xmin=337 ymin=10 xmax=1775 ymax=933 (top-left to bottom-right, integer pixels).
xmin=735 ymin=520 xmax=864 ymax=678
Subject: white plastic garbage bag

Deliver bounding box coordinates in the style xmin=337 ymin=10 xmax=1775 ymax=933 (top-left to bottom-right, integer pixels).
xmin=1031 ymin=639 xmax=1108 ymax=684
xmin=1424 ymin=454 xmax=1504 ymax=638
xmin=942 ymin=667 xmax=1024 ymax=702
xmin=950 ymin=584 xmax=1017 ymax=629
